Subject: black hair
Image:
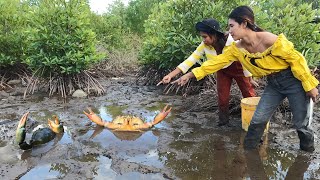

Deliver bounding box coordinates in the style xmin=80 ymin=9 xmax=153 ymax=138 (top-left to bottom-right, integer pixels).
xmin=202 ymin=31 xmax=226 ymax=55
xmin=228 ymin=6 xmax=264 ymax=32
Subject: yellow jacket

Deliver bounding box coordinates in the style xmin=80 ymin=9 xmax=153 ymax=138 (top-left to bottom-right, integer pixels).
xmin=177 ymin=34 xmax=251 ymax=77
xmin=192 ymin=34 xmax=319 ymax=92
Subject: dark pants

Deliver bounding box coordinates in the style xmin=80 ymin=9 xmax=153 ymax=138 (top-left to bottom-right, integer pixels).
xmin=217 ymin=61 xmax=256 ymax=124
xmin=244 ymin=68 xmax=314 ymax=152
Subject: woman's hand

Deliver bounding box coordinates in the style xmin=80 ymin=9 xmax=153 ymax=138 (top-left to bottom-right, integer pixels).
xmin=249 ymin=77 xmax=259 ymax=88
xmin=307 ymin=88 xmax=319 ymax=102
xmin=172 ymin=72 xmax=195 ymax=86
xmin=162 ymin=75 xmax=172 ymax=84
xmin=157 ymin=75 xmax=172 ymax=86
xmin=157 ymin=68 xmax=182 ymax=86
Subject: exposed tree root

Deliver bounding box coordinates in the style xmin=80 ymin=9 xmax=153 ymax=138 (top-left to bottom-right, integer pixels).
xmin=137 ymin=66 xmax=212 ymax=95
xmin=136 ymin=66 xmax=169 ymax=86
xmin=0 ymin=64 xmax=28 ymax=90
xmin=23 ymin=70 xmax=105 ymax=99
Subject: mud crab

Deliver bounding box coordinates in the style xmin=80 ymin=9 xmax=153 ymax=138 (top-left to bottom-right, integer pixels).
xmin=83 ymin=105 xmax=172 ymax=132
xmin=15 ymin=112 xmax=64 ymax=150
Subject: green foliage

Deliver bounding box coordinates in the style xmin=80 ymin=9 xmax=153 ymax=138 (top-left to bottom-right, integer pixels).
xmin=23 ymin=0 xmax=102 ymax=76
xmin=140 ymin=0 xmax=319 ymax=70
xmin=89 ymin=0 xmax=131 ymax=50
xmin=0 ymin=0 xmax=26 ymax=67
xmin=139 ymin=0 xmax=250 ymax=70
xmin=126 ymin=0 xmax=165 ymax=35
xmin=256 ymin=0 xmax=320 ymax=67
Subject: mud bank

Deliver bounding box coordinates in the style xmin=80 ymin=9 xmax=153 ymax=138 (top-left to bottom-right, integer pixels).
xmin=0 ymin=77 xmax=319 ymax=179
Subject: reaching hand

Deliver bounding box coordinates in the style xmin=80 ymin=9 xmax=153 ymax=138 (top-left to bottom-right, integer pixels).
xmin=162 ymin=75 xmax=172 ymax=84
xmin=250 ymin=78 xmax=259 ymax=88
xmin=157 ymin=75 xmax=172 ymax=86
xmin=172 ymin=73 xmax=193 ymax=86
xmin=306 ymin=88 xmax=319 ymax=102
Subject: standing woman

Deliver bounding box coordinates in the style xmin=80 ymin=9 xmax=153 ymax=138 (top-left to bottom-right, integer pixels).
xmin=175 ymin=6 xmax=319 ymax=152
xmin=159 ymin=18 xmax=257 ymax=126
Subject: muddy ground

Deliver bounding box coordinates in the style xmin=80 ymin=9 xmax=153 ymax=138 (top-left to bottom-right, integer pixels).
xmin=0 ymin=76 xmax=319 ymax=179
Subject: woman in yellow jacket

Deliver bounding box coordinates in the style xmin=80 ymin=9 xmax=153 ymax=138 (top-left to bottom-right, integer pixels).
xmin=174 ymin=6 xmax=319 ymax=152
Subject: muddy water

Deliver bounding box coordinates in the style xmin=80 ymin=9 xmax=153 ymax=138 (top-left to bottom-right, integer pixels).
xmin=0 ymin=77 xmax=319 ymax=179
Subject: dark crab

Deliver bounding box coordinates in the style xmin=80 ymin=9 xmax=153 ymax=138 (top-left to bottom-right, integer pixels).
xmin=15 ymin=112 xmax=64 ymax=150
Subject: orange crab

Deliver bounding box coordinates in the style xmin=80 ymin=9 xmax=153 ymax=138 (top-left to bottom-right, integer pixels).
xmin=83 ymin=105 xmax=172 ymax=132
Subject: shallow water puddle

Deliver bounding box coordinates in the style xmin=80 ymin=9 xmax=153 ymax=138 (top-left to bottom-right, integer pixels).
xmin=0 ymin=140 xmax=6 ymax=147
xmin=82 ymin=129 xmax=159 ymax=150
xmin=1 ymin=82 xmax=319 ymax=179
xmin=75 ymin=104 xmax=167 ymax=176
xmin=29 ymin=110 xmax=59 ymax=123
xmin=92 ymin=155 xmax=165 ymax=179
xmin=20 ymin=163 xmax=69 ymax=179
xmin=79 ymin=104 xmax=320 ymax=179
xmin=262 ymin=148 xmax=320 ymax=179
xmin=169 ymin=128 xmax=319 ymax=179
xmin=119 ymin=148 xmax=167 ymax=168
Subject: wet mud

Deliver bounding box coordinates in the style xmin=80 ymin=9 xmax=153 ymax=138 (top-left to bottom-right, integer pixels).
xmin=0 ymin=77 xmax=319 ymax=179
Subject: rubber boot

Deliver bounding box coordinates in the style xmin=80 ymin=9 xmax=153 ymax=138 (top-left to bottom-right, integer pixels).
xmin=218 ymin=111 xmax=229 ymax=126
xmin=297 ymin=130 xmax=315 ymax=152
xmin=244 ymin=123 xmax=266 ymax=150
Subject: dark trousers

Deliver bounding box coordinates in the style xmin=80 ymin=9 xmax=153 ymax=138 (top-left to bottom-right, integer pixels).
xmin=244 ymin=68 xmax=314 ymax=152
xmin=217 ymin=61 xmax=256 ymax=123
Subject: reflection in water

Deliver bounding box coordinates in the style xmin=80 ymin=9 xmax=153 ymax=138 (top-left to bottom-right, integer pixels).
xmin=263 ymin=148 xmax=320 ymax=180
xmin=120 ymin=148 xmax=166 ymax=168
xmin=109 ymin=131 xmax=143 ymax=141
xmin=90 ymin=125 xmax=143 ymax=141
xmin=79 ymin=120 xmax=167 ymax=175
xmin=78 ymin=122 xmax=168 ymax=179
xmin=164 ymin=133 xmax=251 ymax=180
xmin=93 ymin=155 xmax=165 ymax=179
xmin=0 ymin=140 xmax=7 ymax=147
xmin=82 ymin=128 xmax=159 ymax=150
xmin=20 ymin=164 xmax=67 ymax=179
xmin=81 ymin=120 xmax=320 ymax=180
xmin=29 ymin=110 xmax=57 ymax=123
xmin=73 ymin=153 xmax=99 ymax=162
xmin=20 ymin=129 xmax=72 ymax=160
xmin=285 ymin=154 xmax=311 ymax=180
xmin=163 ymin=129 xmax=319 ymax=180
xmin=263 ymin=148 xmax=295 ymax=179
xmin=99 ymin=105 xmax=128 ymax=121
xmin=50 ymin=163 xmax=70 ymax=177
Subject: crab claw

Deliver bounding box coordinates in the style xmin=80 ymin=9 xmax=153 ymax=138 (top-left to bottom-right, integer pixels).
xmin=152 ymin=105 xmax=172 ymax=126
xmin=53 ymin=115 xmax=60 ymax=125
xmin=16 ymin=112 xmax=29 ymax=145
xmin=48 ymin=115 xmax=64 ymax=134
xmin=83 ymin=107 xmax=105 ymax=127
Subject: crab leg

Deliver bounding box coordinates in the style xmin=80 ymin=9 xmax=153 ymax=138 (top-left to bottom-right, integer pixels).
xmin=83 ymin=107 xmax=107 ymax=127
xmin=151 ymin=105 xmax=172 ymax=126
